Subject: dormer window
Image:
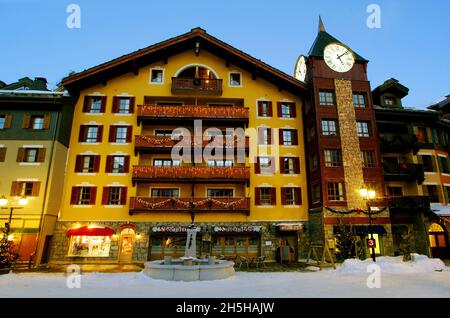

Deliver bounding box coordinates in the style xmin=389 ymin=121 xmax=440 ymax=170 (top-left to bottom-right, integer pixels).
xmin=385 ymin=97 xmax=396 ymax=106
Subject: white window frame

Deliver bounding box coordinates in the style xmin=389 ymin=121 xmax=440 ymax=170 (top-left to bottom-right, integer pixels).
xmin=228 ymin=71 xmax=242 ymax=87
xmin=149 ymin=68 xmax=165 ymax=85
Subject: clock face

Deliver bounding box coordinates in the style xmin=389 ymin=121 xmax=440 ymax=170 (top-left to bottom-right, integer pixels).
xmin=294 ymin=55 xmax=307 ymax=82
xmin=323 ymin=43 xmax=355 ymax=73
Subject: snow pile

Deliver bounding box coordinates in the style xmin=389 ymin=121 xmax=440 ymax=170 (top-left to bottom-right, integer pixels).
xmin=337 ymin=254 xmax=446 ymax=274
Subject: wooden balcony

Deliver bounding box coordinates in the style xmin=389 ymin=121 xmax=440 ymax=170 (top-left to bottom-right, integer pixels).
xmin=129 ymin=197 xmax=250 ymax=215
xmin=383 ymin=162 xmax=425 ymax=184
xmin=132 ymin=166 xmax=250 ymax=184
xmin=137 ymin=105 xmax=249 ymax=125
xmin=134 ymin=135 xmax=249 ymax=154
xmin=171 ymin=77 xmax=222 ymax=95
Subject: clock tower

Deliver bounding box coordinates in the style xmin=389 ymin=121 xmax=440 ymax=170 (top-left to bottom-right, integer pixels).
xmin=299 ymin=18 xmax=391 ymax=255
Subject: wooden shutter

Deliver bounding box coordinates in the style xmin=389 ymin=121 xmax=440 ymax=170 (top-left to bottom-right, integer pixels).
xmin=93 ymin=155 xmax=101 ymax=173
xmin=102 ymin=187 xmax=109 ymax=205
xmin=22 ymin=114 xmax=31 ymax=128
xmin=10 ymin=182 xmax=21 ymax=196
xmin=32 ymin=182 xmax=40 ymax=196
xmin=105 ymin=156 xmax=112 ymax=173
xmin=277 ymin=102 xmax=282 ymax=117
xmin=292 ymin=129 xmax=299 ymax=145
xmin=281 ymin=188 xmax=287 ymax=205
xmin=4 ymin=114 xmax=12 ymax=128
xmin=254 ymin=157 xmax=261 ymax=174
xmin=89 ymin=187 xmax=97 ymax=205
xmin=109 ymin=126 xmax=116 ymax=143
xmin=37 ymin=148 xmax=46 ymax=163
xmin=120 ymin=187 xmax=128 ymax=205
xmin=43 ymin=114 xmax=51 ymax=129
xmin=254 ymin=187 xmax=261 ymax=206
xmin=267 ymin=128 xmax=272 ymax=145
xmin=126 ymin=126 xmax=132 ymax=143
xmin=16 ymin=148 xmax=25 ymax=162
xmin=295 ymin=187 xmax=302 ymax=205
xmin=267 ymin=102 xmax=273 ymax=116
xmin=82 ymin=96 xmax=90 ymax=112
xmin=279 ymin=129 xmax=284 ymax=145
xmin=291 ymin=103 xmax=297 ymax=118
xmin=100 ymin=96 xmax=107 ymax=113
xmin=97 ymin=126 xmax=103 ymax=142
xmin=0 ymin=148 xmax=6 ymax=162
xmin=258 ymin=127 xmax=264 ymax=144
xmin=129 ymin=97 xmax=135 ymax=114
xmin=70 ymin=187 xmax=80 ymax=205
xmin=78 ymin=126 xmax=86 ymax=142
xmin=112 ymin=97 xmax=120 ymax=113
xmin=269 ymin=156 xmax=276 ymax=173
xmin=75 ymin=155 xmax=83 ymax=173
xmin=257 ymin=101 xmax=263 ymax=116
xmin=270 ymin=188 xmax=277 ymax=205
xmin=294 ymin=157 xmax=300 ymax=174
xmin=123 ymin=156 xmax=130 ymax=173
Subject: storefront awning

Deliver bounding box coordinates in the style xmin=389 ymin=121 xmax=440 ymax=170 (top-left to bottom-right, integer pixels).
xmin=431 ymin=204 xmax=450 ymax=217
xmin=276 ymin=223 xmax=304 ymax=232
xmin=67 ymin=226 xmax=115 ymax=237
xmin=353 ymin=225 xmax=387 ymax=235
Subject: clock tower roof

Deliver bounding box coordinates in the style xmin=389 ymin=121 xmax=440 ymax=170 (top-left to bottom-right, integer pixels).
xmin=308 ymin=18 xmax=368 ymax=62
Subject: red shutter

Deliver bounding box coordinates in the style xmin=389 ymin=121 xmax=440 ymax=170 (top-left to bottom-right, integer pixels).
xmin=120 ymin=187 xmax=128 ymax=205
xmin=10 ymin=182 xmax=20 ymax=196
xmin=279 ymin=129 xmax=284 ymax=145
xmin=22 ymin=114 xmax=31 ymax=129
xmin=257 ymin=101 xmax=263 ymax=116
xmin=89 ymin=187 xmax=97 ymax=205
xmin=100 ymin=96 xmax=107 ymax=113
xmin=291 ymin=103 xmax=297 ymax=118
xmin=102 ymin=187 xmax=109 ymax=205
xmin=292 ymin=129 xmax=298 ymax=145
xmin=294 ymin=157 xmax=300 ymax=174
xmin=109 ymin=126 xmax=116 ymax=143
xmin=255 ymin=188 xmax=261 ymax=206
xmin=83 ymin=96 xmax=90 ymax=112
xmin=277 ymin=102 xmax=282 ymax=117
xmin=267 ymin=128 xmax=272 ymax=145
xmin=37 ymin=148 xmax=46 ymax=162
xmin=254 ymin=157 xmax=261 ymax=174
xmin=70 ymin=187 xmax=80 ymax=205
xmin=267 ymin=102 xmax=273 ymax=116
xmin=124 ymin=156 xmax=130 ymax=173
xmin=75 ymin=155 xmax=82 ymax=172
xmin=105 ymin=156 xmax=112 ymax=173
xmin=4 ymin=114 xmax=12 ymax=128
xmin=281 ymin=188 xmax=286 ymax=205
xmin=93 ymin=155 xmax=101 ymax=172
xmin=97 ymin=126 xmax=103 ymax=142
xmin=271 ymin=188 xmax=277 ymax=205
xmin=295 ymin=187 xmax=302 ymax=205
xmin=32 ymin=182 xmax=40 ymax=196
xmin=0 ymin=147 xmax=6 ymax=162
xmin=279 ymin=157 xmax=285 ymax=174
xmin=16 ymin=148 xmax=25 ymax=162
xmin=129 ymin=97 xmax=135 ymax=114
xmin=112 ymin=97 xmax=119 ymax=113
xmin=43 ymin=114 xmax=51 ymax=129
xmin=78 ymin=126 xmax=86 ymax=142
xmin=126 ymin=126 xmax=132 ymax=143
xmin=258 ymin=128 xmax=264 ymax=144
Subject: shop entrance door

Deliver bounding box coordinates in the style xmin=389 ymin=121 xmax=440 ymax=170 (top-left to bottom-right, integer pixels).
xmin=429 ymin=223 xmax=448 ymax=259
xmin=119 ymin=228 xmax=135 ymax=263
xmin=278 ymin=236 xmax=297 ymax=263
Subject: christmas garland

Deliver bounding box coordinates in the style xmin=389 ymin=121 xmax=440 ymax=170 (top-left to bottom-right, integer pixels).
xmin=135 ymin=197 xmax=246 ymax=210
xmin=325 ymin=206 xmax=388 ymax=215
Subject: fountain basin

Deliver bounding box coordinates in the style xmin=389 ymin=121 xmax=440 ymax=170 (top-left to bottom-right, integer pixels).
xmin=143 ymin=259 xmax=235 ymax=281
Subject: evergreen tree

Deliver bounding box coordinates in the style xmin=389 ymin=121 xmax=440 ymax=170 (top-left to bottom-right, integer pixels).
xmin=0 ymin=227 xmax=18 ymax=269
xmin=335 ymin=224 xmax=357 ymax=261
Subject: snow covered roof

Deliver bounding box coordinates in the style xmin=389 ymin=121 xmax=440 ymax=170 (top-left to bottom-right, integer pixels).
xmin=430 ymin=204 xmax=450 ymax=217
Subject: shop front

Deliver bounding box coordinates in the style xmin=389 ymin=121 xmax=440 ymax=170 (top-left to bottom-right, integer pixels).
xmin=149 ymin=226 xmax=202 ymax=260
xmin=275 ymin=223 xmax=304 ymax=263
xmin=66 ymin=226 xmax=115 ymax=258
xmin=211 ymin=225 xmax=261 ymax=259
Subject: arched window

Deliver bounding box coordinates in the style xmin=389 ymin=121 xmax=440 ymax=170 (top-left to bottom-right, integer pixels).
xmin=429 ymin=223 xmax=445 ymax=233
xmin=176 ymin=65 xmax=218 ymax=79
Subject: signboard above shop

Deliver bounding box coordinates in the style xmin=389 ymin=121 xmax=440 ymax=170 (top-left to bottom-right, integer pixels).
xmin=152 ymin=226 xmax=201 ymax=233
xmin=276 ymin=223 xmax=304 ymax=232
xmin=213 ymin=226 xmax=261 ymax=233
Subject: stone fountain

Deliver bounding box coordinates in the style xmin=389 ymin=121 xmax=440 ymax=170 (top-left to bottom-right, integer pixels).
xmin=143 ymin=225 xmax=235 ymax=281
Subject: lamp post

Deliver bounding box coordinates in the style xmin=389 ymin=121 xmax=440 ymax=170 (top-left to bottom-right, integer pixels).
xmin=0 ymin=196 xmax=29 ymax=238
xmin=359 ymin=189 xmax=377 ymax=262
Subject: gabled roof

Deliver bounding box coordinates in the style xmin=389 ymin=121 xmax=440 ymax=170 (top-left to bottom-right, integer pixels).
xmin=62 ymin=28 xmax=309 ymax=96
xmin=428 ymin=95 xmax=450 ymax=111
xmin=372 ymin=78 xmax=409 ymax=99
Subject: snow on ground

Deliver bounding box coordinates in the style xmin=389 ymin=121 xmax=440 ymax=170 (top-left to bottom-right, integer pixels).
xmin=0 ymin=255 xmax=449 ymax=298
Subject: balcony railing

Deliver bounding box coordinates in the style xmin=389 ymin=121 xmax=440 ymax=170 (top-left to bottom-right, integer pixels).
xmin=383 ymin=162 xmax=425 ymax=184
xmin=172 ymin=77 xmax=223 ymax=95
xmin=137 ymin=105 xmax=249 ymax=122
xmin=129 ymin=197 xmax=250 ymax=215
xmin=134 ymin=135 xmax=249 ymax=153
xmin=132 ymin=166 xmax=250 ymax=183
xmin=388 ymin=195 xmax=430 ymax=209
xmin=380 ymin=133 xmax=419 ymax=154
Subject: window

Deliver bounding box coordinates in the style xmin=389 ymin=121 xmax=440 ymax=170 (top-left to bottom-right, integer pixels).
xmin=103 ymin=187 xmax=127 ymax=206
xmin=151 ymin=189 xmax=179 ymax=197
xmin=280 ymin=157 xmax=300 ymax=174
xmin=257 ymin=101 xmax=272 ymax=117
xmin=31 ymin=116 xmax=45 ymax=129
xmin=356 ymin=121 xmax=371 ymax=137
xmin=258 ymin=127 xmax=272 ymax=145
xmin=207 ymin=160 xmax=233 ymax=167
xmin=115 ymin=127 xmax=128 ymax=143
xmin=0 ymin=115 xmax=5 ymax=129
xmin=207 ymin=189 xmax=234 ymax=197
xmin=75 ymin=155 xmax=100 ymax=173
xmin=278 ymin=102 xmax=296 ymax=118
xmin=229 ymin=72 xmax=241 ymax=86
xmin=25 ymin=148 xmax=38 ymax=162
xmin=307 ymin=124 xmax=316 ymax=142
xmin=310 ymin=153 xmax=318 ymax=171
xmin=321 ymin=120 xmax=337 ymax=136
xmin=384 ymin=97 xmax=396 ymax=106
xmin=0 ymin=114 xmax=13 ymax=129
xmin=256 ymin=187 xmax=275 ymax=206
xmin=112 ymin=97 xmax=135 ymax=114
xmin=416 ymin=127 xmax=429 ymax=143
xmin=79 ymin=125 xmax=103 ymax=143
xmin=282 ymin=130 xmax=292 ymax=145
xmin=155 ymin=130 xmax=174 ymax=137
xmin=68 ymin=236 xmax=111 ymax=257
xmin=319 ymin=91 xmax=335 ymax=106
xmin=153 ymin=159 xmax=180 ymax=167
xmin=423 ymin=185 xmax=440 ymax=203
xmin=109 ymin=126 xmax=131 ymax=143
xmin=10 ymin=181 xmax=40 ymax=197
xmin=361 ymin=151 xmax=376 ymax=168
xmin=282 ymin=187 xmax=302 ymax=205
xmin=312 ymin=185 xmax=321 ymax=203
xmin=324 ymin=150 xmax=342 ymax=167
xmin=353 ymin=93 xmax=367 ymax=108
xmin=71 ymin=186 xmax=96 ymax=205
xmin=105 ymin=156 xmax=130 ymax=174
xmin=255 ymin=156 xmax=275 ymax=174
xmin=17 ymin=147 xmax=45 ymax=163
xmin=150 ymin=69 xmax=164 ymax=83
xmin=438 ymin=156 xmax=450 ymax=174
xmin=419 ymin=155 xmax=436 ymax=172
xmin=87 ymin=127 xmax=99 ymax=142
xmin=279 ymin=129 xmax=298 ymax=146
xmin=83 ymin=96 xmax=105 ymax=113
xmin=328 ymin=182 xmax=344 ymax=201
xmin=387 ymin=186 xmax=403 ymax=197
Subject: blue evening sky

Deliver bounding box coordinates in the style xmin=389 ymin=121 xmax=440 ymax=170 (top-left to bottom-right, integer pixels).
xmin=0 ymin=0 xmax=449 ymax=109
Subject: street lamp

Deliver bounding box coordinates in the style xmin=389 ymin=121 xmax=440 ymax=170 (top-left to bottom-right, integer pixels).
xmin=359 ymin=188 xmax=377 ymax=262
xmin=0 ymin=196 xmax=28 ymax=237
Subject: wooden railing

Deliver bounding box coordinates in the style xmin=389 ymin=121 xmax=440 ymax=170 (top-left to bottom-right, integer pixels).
xmin=172 ymin=77 xmax=222 ymax=95
xmin=134 ymin=135 xmax=249 ymax=150
xmin=137 ymin=105 xmax=249 ymax=120
xmin=132 ymin=166 xmax=250 ymax=181
xmin=129 ymin=197 xmax=250 ymax=214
